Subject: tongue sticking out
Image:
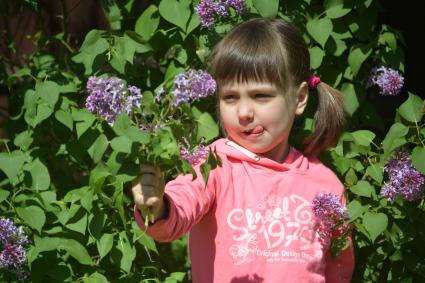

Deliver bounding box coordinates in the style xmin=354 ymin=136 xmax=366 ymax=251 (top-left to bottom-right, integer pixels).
xmin=251 ymin=126 xmax=264 ymax=134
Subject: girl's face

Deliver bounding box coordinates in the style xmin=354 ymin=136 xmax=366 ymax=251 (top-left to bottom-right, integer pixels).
xmin=219 ymin=81 xmax=308 ymax=163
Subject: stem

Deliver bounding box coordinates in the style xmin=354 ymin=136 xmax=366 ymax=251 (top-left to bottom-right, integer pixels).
xmin=414 ymin=121 xmax=425 ymax=147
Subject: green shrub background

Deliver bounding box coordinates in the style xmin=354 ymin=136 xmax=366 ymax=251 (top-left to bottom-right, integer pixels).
xmin=0 ymin=0 xmax=424 ymax=282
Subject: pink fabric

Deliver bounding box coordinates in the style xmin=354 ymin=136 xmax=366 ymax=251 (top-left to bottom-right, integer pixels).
xmin=308 ymin=75 xmax=321 ymax=89
xmin=134 ymin=138 xmax=354 ymax=283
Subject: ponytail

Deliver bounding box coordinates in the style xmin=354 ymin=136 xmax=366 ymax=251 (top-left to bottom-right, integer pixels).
xmin=303 ymin=82 xmax=346 ymax=156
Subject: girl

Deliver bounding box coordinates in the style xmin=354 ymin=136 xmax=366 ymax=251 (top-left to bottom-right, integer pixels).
xmin=132 ymin=18 xmax=354 ymax=283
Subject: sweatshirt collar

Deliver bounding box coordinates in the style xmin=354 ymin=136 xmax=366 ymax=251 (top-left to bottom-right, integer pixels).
xmin=222 ymin=139 xmax=305 ymax=171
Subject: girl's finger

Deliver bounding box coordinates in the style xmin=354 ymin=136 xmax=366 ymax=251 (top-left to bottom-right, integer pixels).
xmin=139 ymin=164 xmax=156 ymax=174
xmin=140 ymin=173 xmax=156 ymax=186
xmin=141 ymin=185 xmax=156 ymax=195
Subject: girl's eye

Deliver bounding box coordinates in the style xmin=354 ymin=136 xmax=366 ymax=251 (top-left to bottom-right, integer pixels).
xmin=222 ymin=95 xmax=238 ymax=101
xmin=254 ymin=93 xmax=272 ymax=100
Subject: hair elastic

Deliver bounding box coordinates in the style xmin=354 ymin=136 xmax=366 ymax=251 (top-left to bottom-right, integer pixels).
xmin=308 ymin=75 xmax=321 ymax=89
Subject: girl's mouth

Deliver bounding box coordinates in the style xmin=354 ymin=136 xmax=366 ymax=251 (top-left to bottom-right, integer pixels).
xmin=243 ymin=126 xmax=264 ymax=138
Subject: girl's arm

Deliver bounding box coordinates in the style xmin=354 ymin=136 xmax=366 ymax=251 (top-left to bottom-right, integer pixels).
xmin=133 ymin=160 xmax=218 ymax=242
xmin=325 ymin=237 xmax=355 ymax=283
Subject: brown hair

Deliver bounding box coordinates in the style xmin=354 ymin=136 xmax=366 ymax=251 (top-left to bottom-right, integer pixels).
xmin=208 ymin=18 xmax=346 ymax=156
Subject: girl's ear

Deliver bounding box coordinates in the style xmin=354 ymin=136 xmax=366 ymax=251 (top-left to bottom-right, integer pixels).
xmin=295 ymin=81 xmax=309 ymax=115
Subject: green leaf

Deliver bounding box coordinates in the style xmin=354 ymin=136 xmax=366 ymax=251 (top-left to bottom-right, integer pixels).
xmin=197 ymin=113 xmax=219 ymax=142
xmin=89 ymin=163 xmax=111 ymax=193
xmin=348 ymin=44 xmax=372 ymax=76
xmin=382 ymin=123 xmax=408 ymax=155
xmin=55 ymin=109 xmax=74 ymax=130
xmin=59 ymin=238 xmax=94 ymax=265
xmin=344 ymin=168 xmax=358 ymax=185
xmin=0 ymin=189 xmax=10 ymax=204
xmin=66 ymin=212 xmax=88 ymax=235
xmin=135 ymin=5 xmax=159 ymax=41
xmin=113 ymin=113 xmax=150 ymax=143
xmin=87 ymin=134 xmax=109 ymax=163
xmin=80 ymin=29 xmax=109 ymax=55
xmin=351 ymin=130 xmax=375 ymax=147
xmin=72 ymin=108 xmax=96 ymax=139
xmin=306 ymin=17 xmax=333 ymax=48
xmin=398 ymin=93 xmax=423 ymax=123
xmin=14 ymin=129 xmax=33 ymax=150
xmin=186 ymin=12 xmax=200 ymax=35
xmin=158 ymin=0 xmax=191 ymax=31
xmin=16 ymin=206 xmax=46 ymax=233
xmin=350 ymin=180 xmax=374 ymax=198
xmin=97 ymin=233 xmax=114 ymax=259
xmin=346 ymin=200 xmax=366 ymax=221
xmin=341 ymin=83 xmax=359 ymax=116
xmin=164 ymin=272 xmax=186 ymax=283
xmin=362 ymin=212 xmax=388 ymax=242
xmin=101 ymin=0 xmax=122 ymax=30
xmin=110 ymin=136 xmax=133 ymax=153
xmin=252 ymin=0 xmax=279 ymax=18
xmin=89 ymin=210 xmax=106 ymax=240
xmin=324 ymin=0 xmax=352 ymax=19
xmin=71 ymin=52 xmax=105 ymax=76
xmin=35 ymin=103 xmax=54 ymax=125
xmin=113 ymin=35 xmax=136 ymax=64
xmin=411 ymin=146 xmax=425 ymax=174
xmin=83 ymin=272 xmax=108 ymax=283
xmin=366 ymin=164 xmax=383 ymax=184
xmin=0 ymin=151 xmax=27 ymax=181
xmin=35 ymin=80 xmax=59 ymax=108
xmin=309 ymin=46 xmax=325 ymax=69
xmin=117 ymin=231 xmax=136 ymax=272
xmin=25 ymin=158 xmax=51 ymax=190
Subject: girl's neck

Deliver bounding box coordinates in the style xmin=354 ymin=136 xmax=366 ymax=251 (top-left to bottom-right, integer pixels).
xmin=259 ymin=142 xmax=290 ymax=163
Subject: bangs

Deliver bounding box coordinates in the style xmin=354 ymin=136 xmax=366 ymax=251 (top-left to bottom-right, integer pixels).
xmin=212 ymin=47 xmax=284 ymax=88
xmin=209 ymin=21 xmax=289 ymax=90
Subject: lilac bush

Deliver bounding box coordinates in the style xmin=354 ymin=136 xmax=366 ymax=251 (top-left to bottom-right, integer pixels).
xmin=172 ymin=69 xmax=216 ymax=105
xmin=369 ymin=66 xmax=404 ymax=96
xmin=195 ymin=0 xmax=246 ymax=28
xmin=85 ymin=76 xmax=142 ymax=124
xmin=312 ymin=193 xmax=350 ymax=247
xmin=0 ymin=218 xmax=29 ymax=279
xmin=380 ymin=149 xmax=425 ymax=202
xmin=180 ymin=138 xmax=209 ymax=166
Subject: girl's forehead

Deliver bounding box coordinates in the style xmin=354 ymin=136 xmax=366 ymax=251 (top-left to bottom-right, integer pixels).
xmin=220 ymin=80 xmax=278 ymax=90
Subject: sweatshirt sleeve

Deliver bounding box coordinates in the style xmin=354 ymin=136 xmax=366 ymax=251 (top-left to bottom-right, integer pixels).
xmin=324 ymin=181 xmax=355 ymax=283
xmin=134 ymin=161 xmax=218 ymax=242
xmin=324 ymin=237 xmax=355 ymax=283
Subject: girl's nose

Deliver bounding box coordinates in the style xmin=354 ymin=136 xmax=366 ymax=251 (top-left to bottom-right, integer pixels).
xmin=237 ymin=101 xmax=254 ymax=124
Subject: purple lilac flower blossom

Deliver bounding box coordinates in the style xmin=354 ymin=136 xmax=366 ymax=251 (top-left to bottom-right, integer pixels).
xmin=380 ymin=149 xmax=425 ymax=202
xmin=0 ymin=218 xmax=29 ymax=278
xmin=155 ymin=87 xmax=165 ymax=102
xmin=312 ymin=193 xmax=349 ymax=244
xmin=195 ymin=0 xmax=246 ymax=28
xmin=180 ymin=138 xmax=209 ymax=166
xmin=369 ymin=66 xmax=404 ymax=96
xmin=85 ymin=76 xmax=142 ymax=124
xmin=0 ymin=243 xmax=26 ymax=270
xmin=172 ymin=69 xmax=216 ymax=106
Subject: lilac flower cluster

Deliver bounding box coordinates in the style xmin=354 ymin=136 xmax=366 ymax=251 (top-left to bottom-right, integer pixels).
xmin=172 ymin=69 xmax=216 ymax=105
xmin=369 ymin=66 xmax=404 ymax=96
xmin=0 ymin=218 xmax=29 ymax=278
xmin=180 ymin=138 xmax=209 ymax=166
xmin=195 ymin=0 xmax=246 ymax=28
xmin=86 ymin=76 xmax=142 ymax=124
xmin=380 ymin=149 xmax=425 ymax=202
xmin=312 ymin=193 xmax=349 ymax=244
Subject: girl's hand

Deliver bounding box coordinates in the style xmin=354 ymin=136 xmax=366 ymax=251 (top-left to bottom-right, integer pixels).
xmin=131 ymin=164 xmax=166 ymax=223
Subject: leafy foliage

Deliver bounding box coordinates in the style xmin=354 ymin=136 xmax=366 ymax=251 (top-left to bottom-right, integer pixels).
xmin=0 ymin=0 xmax=424 ymax=282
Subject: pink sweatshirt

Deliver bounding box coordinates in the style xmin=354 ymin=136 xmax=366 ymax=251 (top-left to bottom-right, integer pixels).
xmin=135 ymin=138 xmax=354 ymax=283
